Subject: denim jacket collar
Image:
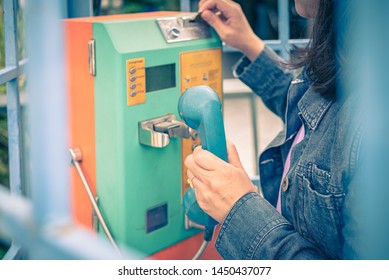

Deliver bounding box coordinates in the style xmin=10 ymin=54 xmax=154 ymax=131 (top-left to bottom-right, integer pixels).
xmin=297 ymin=86 xmax=334 ymax=130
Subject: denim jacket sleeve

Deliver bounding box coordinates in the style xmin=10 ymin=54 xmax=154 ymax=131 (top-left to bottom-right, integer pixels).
xmin=233 ymin=46 xmax=294 ymax=122
xmin=215 ymin=192 xmax=328 ymax=259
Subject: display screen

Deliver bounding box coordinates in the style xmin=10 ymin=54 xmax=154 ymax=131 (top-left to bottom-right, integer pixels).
xmin=146 ymin=63 xmax=176 ymax=92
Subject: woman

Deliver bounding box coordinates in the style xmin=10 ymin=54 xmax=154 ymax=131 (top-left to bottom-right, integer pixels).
xmin=185 ymin=0 xmax=362 ymax=259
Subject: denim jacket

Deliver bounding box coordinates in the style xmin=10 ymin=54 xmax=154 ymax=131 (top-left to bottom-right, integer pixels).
xmin=215 ymin=47 xmax=364 ymax=259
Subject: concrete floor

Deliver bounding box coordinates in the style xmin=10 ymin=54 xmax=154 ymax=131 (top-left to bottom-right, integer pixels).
xmin=223 ymin=79 xmax=284 ymax=177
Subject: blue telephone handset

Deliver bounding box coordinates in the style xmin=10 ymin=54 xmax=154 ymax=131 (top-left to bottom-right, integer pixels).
xmin=178 ymin=85 xmax=227 ymax=235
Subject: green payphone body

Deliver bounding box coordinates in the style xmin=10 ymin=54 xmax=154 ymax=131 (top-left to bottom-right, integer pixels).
xmin=65 ymin=12 xmax=223 ymax=257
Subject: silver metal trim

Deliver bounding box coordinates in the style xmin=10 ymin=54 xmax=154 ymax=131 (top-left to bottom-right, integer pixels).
xmin=184 ymin=214 xmax=205 ymax=230
xmin=139 ymin=115 xmax=172 ymax=148
xmin=156 ymin=16 xmax=212 ymax=43
xmin=88 ymin=39 xmax=96 ymax=76
xmin=139 ymin=114 xmax=195 ymax=148
xmin=92 ymin=196 xmax=99 ymax=232
xmin=69 ymin=147 xmax=121 ymax=255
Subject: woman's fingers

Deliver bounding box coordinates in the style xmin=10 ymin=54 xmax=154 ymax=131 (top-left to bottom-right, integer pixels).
xmin=184 ymin=153 xmax=208 ymax=182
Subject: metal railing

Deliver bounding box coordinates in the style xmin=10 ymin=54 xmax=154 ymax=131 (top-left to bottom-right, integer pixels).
xmin=1 ymin=0 xmax=25 ymax=260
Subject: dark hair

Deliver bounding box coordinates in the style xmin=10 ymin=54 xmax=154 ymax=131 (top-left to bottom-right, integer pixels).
xmin=289 ymin=0 xmax=337 ymax=98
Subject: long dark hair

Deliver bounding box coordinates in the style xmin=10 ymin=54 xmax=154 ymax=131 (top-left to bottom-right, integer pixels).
xmin=289 ymin=0 xmax=337 ymax=98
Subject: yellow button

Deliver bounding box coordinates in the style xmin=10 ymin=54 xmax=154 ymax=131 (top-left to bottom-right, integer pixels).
xmin=282 ymin=177 xmax=289 ymax=192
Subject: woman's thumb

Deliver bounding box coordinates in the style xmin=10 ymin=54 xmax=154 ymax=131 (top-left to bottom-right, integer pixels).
xmin=227 ymin=140 xmax=243 ymax=168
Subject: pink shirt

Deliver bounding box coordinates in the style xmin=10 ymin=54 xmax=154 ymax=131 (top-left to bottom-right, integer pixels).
xmin=276 ymin=125 xmax=305 ymax=213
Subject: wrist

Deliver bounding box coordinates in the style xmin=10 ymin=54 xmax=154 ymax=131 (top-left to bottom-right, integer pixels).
xmin=241 ymin=35 xmax=265 ymax=62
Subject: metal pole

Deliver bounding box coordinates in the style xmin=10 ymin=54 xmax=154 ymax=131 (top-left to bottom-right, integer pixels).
xmin=277 ymin=0 xmax=290 ymax=59
xmin=69 ymin=148 xmax=121 ymax=255
xmin=26 ymin=0 xmax=70 ymax=227
xmin=4 ymin=0 xmax=23 ymax=199
xmin=3 ymin=0 xmax=24 ymax=260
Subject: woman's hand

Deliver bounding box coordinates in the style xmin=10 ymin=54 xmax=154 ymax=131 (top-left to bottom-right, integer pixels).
xmin=198 ymin=0 xmax=265 ymax=61
xmin=185 ymin=141 xmax=257 ymax=223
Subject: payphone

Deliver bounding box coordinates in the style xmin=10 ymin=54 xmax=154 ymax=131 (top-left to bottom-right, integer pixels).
xmin=64 ymin=12 xmax=223 ymax=258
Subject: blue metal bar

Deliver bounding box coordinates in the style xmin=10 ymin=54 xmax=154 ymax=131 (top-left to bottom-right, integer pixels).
xmin=4 ymin=0 xmax=23 ymax=195
xmin=3 ymin=0 xmax=24 ymax=260
xmin=0 ymin=67 xmax=18 ymax=85
xmin=250 ymin=93 xmax=259 ymax=172
xmin=26 ymin=0 xmax=70 ymax=226
xmin=223 ymin=39 xmax=309 ymax=53
xmin=180 ymin=0 xmax=191 ymax=12
xmin=283 ymin=39 xmax=309 ymax=48
xmin=2 ymin=244 xmax=22 ymax=260
xmin=277 ymin=0 xmax=290 ymax=59
xmin=0 ymin=59 xmax=27 ymax=101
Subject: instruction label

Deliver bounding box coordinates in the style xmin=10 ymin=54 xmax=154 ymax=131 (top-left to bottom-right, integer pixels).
xmin=126 ymin=58 xmax=146 ymax=106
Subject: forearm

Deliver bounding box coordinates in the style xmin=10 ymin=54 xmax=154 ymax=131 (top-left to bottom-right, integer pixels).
xmin=237 ymin=33 xmax=265 ymax=62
